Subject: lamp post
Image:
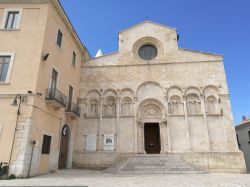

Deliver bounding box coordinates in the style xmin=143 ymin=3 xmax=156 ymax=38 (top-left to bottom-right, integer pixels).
xmin=6 ymin=95 xmax=24 ymax=178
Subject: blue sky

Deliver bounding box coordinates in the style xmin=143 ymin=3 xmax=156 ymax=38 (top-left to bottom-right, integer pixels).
xmin=60 ymin=0 xmax=250 ymax=124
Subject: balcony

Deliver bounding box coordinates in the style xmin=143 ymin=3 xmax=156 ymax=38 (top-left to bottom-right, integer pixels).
xmin=65 ymin=102 xmax=81 ymax=118
xmin=45 ymin=88 xmax=67 ymax=108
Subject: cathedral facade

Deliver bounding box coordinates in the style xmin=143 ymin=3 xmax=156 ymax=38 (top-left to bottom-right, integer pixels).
xmin=74 ymin=21 xmax=246 ymax=172
xmin=0 ymin=0 xmax=246 ymax=178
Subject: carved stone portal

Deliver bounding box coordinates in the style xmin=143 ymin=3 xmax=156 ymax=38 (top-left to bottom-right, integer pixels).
xmin=137 ymin=98 xmax=167 ymax=154
xmin=137 ymin=98 xmax=166 ymax=122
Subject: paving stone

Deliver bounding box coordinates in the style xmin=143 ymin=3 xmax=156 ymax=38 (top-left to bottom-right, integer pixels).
xmin=1 ymin=169 xmax=250 ymax=187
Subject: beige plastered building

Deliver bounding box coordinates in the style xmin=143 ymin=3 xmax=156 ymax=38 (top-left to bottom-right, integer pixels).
xmin=0 ymin=0 xmax=90 ymax=178
xmin=0 ymin=0 xmax=246 ymax=178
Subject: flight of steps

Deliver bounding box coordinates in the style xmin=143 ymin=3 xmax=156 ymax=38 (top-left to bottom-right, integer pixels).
xmin=106 ymin=154 xmax=208 ymax=174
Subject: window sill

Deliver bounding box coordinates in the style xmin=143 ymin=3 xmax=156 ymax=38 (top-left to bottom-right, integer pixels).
xmin=187 ymin=114 xmax=204 ymax=117
xmin=168 ymin=114 xmax=185 ymax=117
xmin=0 ymin=82 xmax=10 ymax=85
xmin=206 ymin=113 xmax=222 ymax=116
xmin=102 ymin=116 xmax=117 ymax=118
xmin=0 ymin=28 xmax=20 ymax=31
xmin=55 ymin=42 xmax=63 ymax=52
xmin=120 ymin=115 xmax=134 ymax=118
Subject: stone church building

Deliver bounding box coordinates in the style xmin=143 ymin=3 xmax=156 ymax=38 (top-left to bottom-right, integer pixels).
xmin=0 ymin=0 xmax=246 ymax=178
xmin=74 ymin=21 xmax=246 ymax=172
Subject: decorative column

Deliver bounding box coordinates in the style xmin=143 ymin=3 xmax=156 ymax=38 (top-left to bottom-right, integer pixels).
xmin=165 ymin=96 xmax=172 ymax=152
xmin=98 ymin=96 xmax=104 ymax=151
xmin=166 ymin=120 xmax=172 ymax=152
xmin=160 ymin=121 xmax=167 ymax=154
xmin=137 ymin=122 xmax=145 ymax=154
xmin=201 ymin=95 xmax=211 ymax=152
xmin=116 ymin=96 xmax=121 ymax=152
xmin=183 ymin=96 xmax=191 ymax=151
xmin=133 ymin=97 xmax=138 ymax=153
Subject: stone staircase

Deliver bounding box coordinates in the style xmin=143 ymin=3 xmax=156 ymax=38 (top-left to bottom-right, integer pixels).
xmin=106 ymin=154 xmax=208 ymax=174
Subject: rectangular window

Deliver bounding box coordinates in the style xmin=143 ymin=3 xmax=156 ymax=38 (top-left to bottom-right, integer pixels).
xmin=72 ymin=51 xmax=76 ymax=66
xmin=51 ymin=68 xmax=58 ymax=90
xmin=49 ymin=68 xmax=58 ymax=97
xmin=0 ymin=56 xmax=11 ymax=82
xmin=67 ymin=85 xmax=73 ymax=111
xmin=57 ymin=29 xmax=63 ymax=47
xmin=41 ymin=135 xmax=51 ymax=154
xmin=5 ymin=11 xmax=20 ymax=29
xmin=68 ymin=85 xmax=73 ymax=105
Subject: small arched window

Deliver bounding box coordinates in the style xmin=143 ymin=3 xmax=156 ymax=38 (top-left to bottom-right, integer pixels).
xmin=186 ymin=93 xmax=201 ymax=115
xmin=121 ymin=97 xmax=133 ymax=116
xmin=88 ymin=99 xmax=99 ymax=117
xmin=104 ymin=96 xmax=116 ymax=117
xmin=168 ymin=95 xmax=183 ymax=115
xmin=205 ymin=95 xmax=217 ymax=114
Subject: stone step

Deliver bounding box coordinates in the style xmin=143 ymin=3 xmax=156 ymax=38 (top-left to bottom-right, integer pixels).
xmin=105 ymin=154 xmax=209 ymax=174
xmin=133 ymin=167 xmax=199 ymax=171
xmin=131 ymin=157 xmax=182 ymax=161
xmin=134 ymin=165 xmax=194 ymax=169
xmin=118 ymin=170 xmax=207 ymax=174
xmin=127 ymin=161 xmax=187 ymax=164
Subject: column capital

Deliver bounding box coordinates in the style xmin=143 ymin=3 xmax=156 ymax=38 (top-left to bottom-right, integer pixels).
xmin=137 ymin=121 xmax=144 ymax=128
xmin=160 ymin=121 xmax=167 ymax=127
xmin=200 ymin=94 xmax=205 ymax=100
xmin=182 ymin=95 xmax=187 ymax=101
xmin=133 ymin=97 xmax=139 ymax=102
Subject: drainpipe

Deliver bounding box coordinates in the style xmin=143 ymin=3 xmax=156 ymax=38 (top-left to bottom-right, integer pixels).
xmin=27 ymin=140 xmax=36 ymax=178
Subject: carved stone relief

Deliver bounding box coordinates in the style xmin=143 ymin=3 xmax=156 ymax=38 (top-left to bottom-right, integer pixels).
xmin=137 ymin=98 xmax=165 ymax=121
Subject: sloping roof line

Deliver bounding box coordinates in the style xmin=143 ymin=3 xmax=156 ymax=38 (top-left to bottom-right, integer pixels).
xmin=55 ymin=0 xmax=91 ymax=59
xmin=235 ymin=120 xmax=250 ymax=128
xmin=119 ymin=20 xmax=177 ymax=34
xmin=179 ymin=48 xmax=224 ymax=57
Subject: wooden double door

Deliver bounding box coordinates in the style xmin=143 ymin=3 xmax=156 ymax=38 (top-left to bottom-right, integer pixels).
xmin=59 ymin=125 xmax=69 ymax=169
xmin=144 ymin=123 xmax=161 ymax=154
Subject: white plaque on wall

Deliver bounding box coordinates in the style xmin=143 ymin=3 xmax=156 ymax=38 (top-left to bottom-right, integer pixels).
xmin=103 ymin=134 xmax=115 ymax=151
xmin=85 ymin=134 xmax=97 ymax=151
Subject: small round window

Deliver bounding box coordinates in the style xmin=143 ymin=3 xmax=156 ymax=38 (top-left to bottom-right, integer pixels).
xmin=138 ymin=45 xmax=158 ymax=60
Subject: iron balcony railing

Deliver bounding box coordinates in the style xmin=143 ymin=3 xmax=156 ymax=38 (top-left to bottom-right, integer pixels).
xmin=66 ymin=102 xmax=81 ymax=117
xmin=45 ymin=88 xmax=67 ymax=107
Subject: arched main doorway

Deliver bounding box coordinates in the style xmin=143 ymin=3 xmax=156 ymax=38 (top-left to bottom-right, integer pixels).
xmin=59 ymin=124 xmax=70 ymax=169
xmin=137 ymin=98 xmax=168 ymax=154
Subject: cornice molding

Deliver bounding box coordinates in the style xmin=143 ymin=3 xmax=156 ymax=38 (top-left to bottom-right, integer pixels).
xmin=82 ymin=60 xmax=223 ymax=69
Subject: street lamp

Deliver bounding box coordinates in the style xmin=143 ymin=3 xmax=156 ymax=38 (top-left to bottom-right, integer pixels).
xmin=6 ymin=95 xmax=25 ymax=178
xmin=11 ymin=99 xmax=18 ymax=106
xmin=11 ymin=95 xmax=24 ymax=115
